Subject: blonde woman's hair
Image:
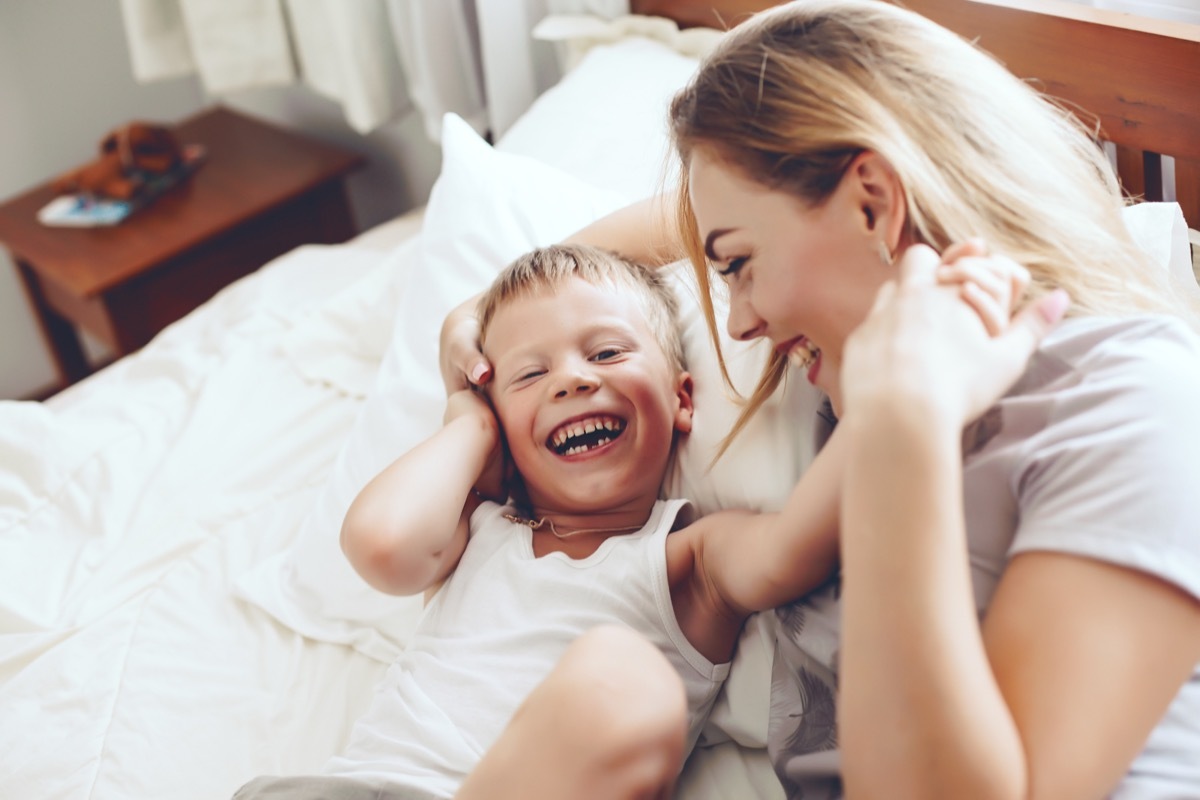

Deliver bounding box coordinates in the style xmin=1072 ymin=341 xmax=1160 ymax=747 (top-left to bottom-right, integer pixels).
xmin=477 ymin=243 xmax=686 ymax=373
xmin=669 ymin=0 xmax=1199 ymax=448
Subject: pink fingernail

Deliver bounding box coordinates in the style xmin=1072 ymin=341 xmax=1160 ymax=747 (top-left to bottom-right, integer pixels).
xmin=471 ymin=363 xmax=488 ymax=383
xmin=1039 ymin=289 xmax=1070 ymax=323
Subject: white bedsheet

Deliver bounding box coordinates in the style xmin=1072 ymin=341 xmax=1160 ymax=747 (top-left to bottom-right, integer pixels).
xmin=0 ymin=243 xmax=395 ymax=799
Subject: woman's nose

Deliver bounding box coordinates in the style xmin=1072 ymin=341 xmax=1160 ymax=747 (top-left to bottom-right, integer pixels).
xmin=726 ymin=289 xmax=766 ymax=341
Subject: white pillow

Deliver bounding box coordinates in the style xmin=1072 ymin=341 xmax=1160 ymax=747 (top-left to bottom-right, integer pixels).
xmin=496 ymin=35 xmax=700 ymax=199
xmin=1121 ymin=201 xmax=1199 ymax=298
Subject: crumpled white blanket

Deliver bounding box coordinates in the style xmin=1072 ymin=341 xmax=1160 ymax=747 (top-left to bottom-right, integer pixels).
xmin=0 ymin=243 xmax=392 ymax=800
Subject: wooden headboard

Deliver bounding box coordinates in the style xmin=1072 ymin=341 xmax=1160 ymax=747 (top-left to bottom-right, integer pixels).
xmin=905 ymin=0 xmax=1200 ymax=232
xmin=633 ymin=0 xmax=1200 ymax=233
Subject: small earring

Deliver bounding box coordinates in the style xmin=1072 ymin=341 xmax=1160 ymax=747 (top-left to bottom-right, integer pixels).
xmin=877 ymin=240 xmax=894 ymax=266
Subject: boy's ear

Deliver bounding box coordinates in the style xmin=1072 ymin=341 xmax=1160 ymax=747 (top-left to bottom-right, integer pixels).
xmin=674 ymin=372 xmax=695 ymax=434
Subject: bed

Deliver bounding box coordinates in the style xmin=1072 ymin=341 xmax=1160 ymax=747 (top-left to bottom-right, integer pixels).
xmin=2 ymin=3 xmax=1197 ymax=799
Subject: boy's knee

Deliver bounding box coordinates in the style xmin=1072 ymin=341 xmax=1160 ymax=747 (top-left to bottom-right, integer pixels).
xmin=550 ymin=625 xmax=688 ymax=764
xmin=464 ymin=626 xmax=688 ymax=800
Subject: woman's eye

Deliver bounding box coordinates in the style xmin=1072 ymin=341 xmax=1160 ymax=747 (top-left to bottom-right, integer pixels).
xmin=717 ymin=257 xmax=748 ymax=278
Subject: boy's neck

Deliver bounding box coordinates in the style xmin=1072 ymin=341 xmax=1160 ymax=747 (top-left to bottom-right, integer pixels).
xmin=513 ymin=502 xmax=658 ymax=540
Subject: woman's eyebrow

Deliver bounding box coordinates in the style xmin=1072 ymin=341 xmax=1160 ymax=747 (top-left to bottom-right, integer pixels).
xmin=704 ymin=228 xmax=734 ymax=261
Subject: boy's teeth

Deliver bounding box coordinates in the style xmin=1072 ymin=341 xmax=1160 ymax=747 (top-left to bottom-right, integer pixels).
xmin=565 ymin=436 xmax=611 ymax=456
xmin=550 ymin=415 xmax=625 ymax=453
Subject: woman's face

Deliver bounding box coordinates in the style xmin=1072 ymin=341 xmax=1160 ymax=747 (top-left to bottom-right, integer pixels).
xmin=687 ymin=148 xmax=893 ymax=404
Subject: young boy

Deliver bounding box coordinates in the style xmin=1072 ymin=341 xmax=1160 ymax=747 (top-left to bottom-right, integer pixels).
xmin=312 ymin=243 xmax=844 ymax=798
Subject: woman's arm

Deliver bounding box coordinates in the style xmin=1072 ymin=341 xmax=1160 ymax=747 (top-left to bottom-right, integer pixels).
xmin=838 ymin=400 xmax=1200 ymax=799
xmin=563 ymin=193 xmax=683 ymax=267
xmin=340 ymin=390 xmax=499 ymax=596
xmin=834 ymin=248 xmax=1200 ymax=798
xmin=688 ymin=425 xmax=843 ymax=619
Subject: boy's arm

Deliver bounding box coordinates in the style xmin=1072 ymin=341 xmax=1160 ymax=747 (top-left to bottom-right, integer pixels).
xmin=340 ymin=390 xmax=501 ymax=596
xmin=692 ymin=424 xmax=846 ymax=616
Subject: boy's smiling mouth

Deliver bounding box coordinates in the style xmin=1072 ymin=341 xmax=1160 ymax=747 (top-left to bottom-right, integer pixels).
xmin=548 ymin=415 xmax=627 ymax=456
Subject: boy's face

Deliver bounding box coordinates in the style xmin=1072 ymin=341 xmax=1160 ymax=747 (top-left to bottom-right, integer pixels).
xmin=483 ymin=277 xmax=693 ymax=518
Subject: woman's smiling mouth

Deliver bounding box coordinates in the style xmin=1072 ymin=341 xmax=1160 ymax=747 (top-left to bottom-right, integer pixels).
xmin=777 ymin=337 xmax=823 ymax=384
xmin=547 ymin=415 xmax=627 ymax=456
xmin=779 ymin=337 xmax=820 ymax=371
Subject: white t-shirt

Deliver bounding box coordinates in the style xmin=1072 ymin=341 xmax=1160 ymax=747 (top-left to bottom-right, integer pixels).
xmin=768 ymin=314 xmax=1200 ymax=799
xmin=325 ymin=498 xmax=729 ymax=798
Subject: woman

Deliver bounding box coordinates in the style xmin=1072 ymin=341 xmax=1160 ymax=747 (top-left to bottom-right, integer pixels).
xmin=444 ymin=1 xmax=1200 ymax=797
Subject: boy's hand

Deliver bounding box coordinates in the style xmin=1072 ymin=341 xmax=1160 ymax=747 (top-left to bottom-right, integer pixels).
xmin=444 ymin=387 xmax=498 ymax=427
xmin=934 ymin=238 xmax=1030 ymax=335
xmin=444 ymin=389 xmax=510 ymax=503
xmin=440 ymin=297 xmax=492 ymax=394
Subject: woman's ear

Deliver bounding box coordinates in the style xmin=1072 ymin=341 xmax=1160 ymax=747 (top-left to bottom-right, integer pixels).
xmin=848 ymin=151 xmax=907 ymax=255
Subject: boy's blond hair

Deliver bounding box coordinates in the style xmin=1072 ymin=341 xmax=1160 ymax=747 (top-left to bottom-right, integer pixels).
xmin=478 ymin=244 xmax=685 ymax=373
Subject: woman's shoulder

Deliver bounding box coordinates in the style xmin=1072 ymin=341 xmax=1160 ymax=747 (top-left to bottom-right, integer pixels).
xmin=991 ymin=313 xmax=1200 ymax=474
xmin=1023 ymin=313 xmax=1200 ymax=403
xmin=1042 ymin=313 xmax=1200 ymax=365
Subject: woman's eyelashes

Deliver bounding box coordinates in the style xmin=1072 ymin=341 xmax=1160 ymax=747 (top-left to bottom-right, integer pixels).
xmin=716 ymin=256 xmax=748 ymax=278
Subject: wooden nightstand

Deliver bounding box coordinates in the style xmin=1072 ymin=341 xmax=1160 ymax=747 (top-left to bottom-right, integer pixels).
xmin=0 ymin=105 xmax=365 ymax=391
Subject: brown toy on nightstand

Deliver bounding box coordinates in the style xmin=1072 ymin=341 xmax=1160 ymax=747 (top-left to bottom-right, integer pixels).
xmin=53 ymin=122 xmax=185 ymax=202
xmin=0 ymin=106 xmax=364 ymax=395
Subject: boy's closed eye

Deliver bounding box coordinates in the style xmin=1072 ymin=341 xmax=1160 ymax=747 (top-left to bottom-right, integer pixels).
xmin=591 ymin=347 xmax=624 ymax=362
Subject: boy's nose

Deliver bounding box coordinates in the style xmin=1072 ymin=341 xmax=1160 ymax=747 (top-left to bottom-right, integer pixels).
xmin=552 ymin=369 xmax=599 ymax=399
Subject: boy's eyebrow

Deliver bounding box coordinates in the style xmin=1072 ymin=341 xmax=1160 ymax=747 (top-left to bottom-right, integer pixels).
xmin=704 ymin=228 xmax=734 ymax=261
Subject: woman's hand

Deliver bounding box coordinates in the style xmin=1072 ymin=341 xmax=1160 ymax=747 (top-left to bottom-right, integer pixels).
xmin=841 ymin=243 xmax=1069 ymax=427
xmin=440 ymin=294 xmax=492 ymax=394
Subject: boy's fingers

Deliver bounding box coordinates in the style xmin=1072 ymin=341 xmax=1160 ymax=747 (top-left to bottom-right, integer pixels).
xmin=938 ymin=260 xmax=1006 ymax=300
xmin=470 ymin=361 xmax=492 ymax=386
xmin=940 ymin=238 xmax=988 ymax=264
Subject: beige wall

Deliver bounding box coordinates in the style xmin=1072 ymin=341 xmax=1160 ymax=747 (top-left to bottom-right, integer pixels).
xmin=0 ymin=0 xmax=441 ymax=400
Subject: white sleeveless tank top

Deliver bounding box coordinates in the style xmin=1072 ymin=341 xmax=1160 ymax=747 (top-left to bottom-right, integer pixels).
xmin=325 ymin=498 xmax=730 ymax=797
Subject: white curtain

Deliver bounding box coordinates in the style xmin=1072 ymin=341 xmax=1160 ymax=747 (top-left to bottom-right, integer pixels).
xmin=119 ymin=0 xmax=629 ymax=140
